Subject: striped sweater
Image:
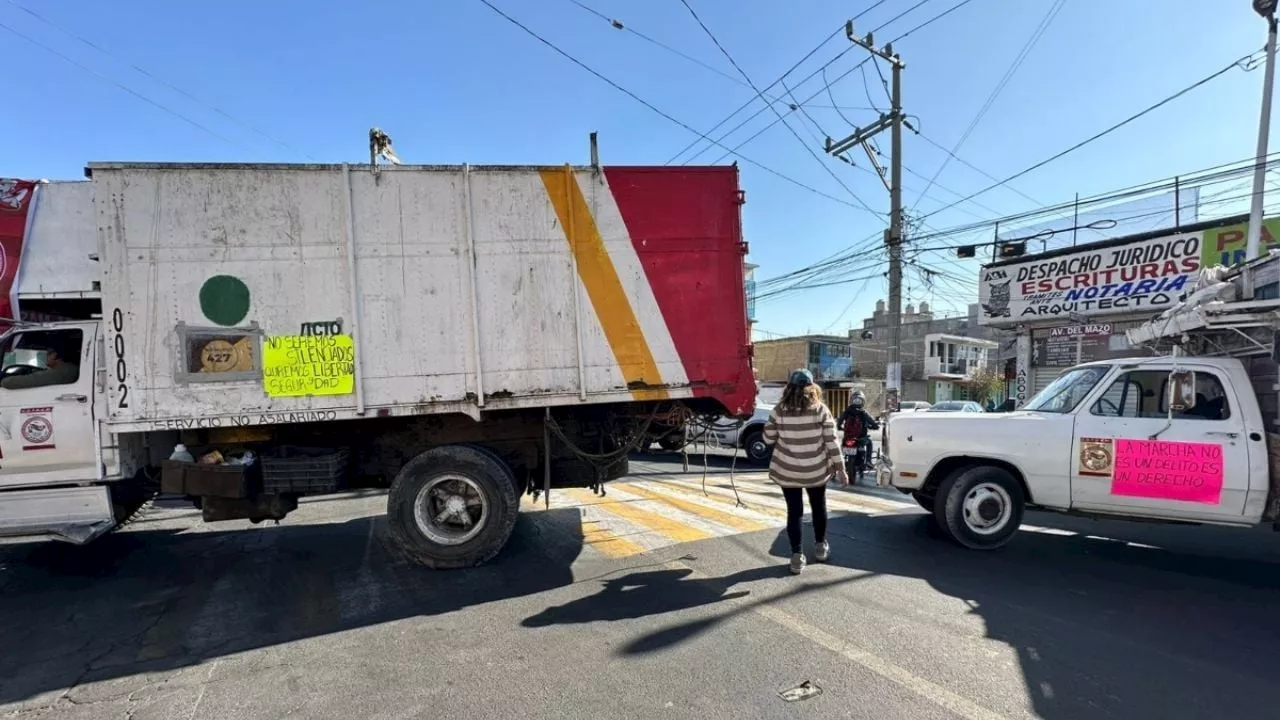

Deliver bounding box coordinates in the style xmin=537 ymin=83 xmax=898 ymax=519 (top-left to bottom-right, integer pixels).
xmin=762 ymin=402 xmax=842 ymax=488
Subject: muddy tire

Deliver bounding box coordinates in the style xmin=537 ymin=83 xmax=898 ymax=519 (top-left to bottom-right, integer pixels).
xmin=935 ymin=465 xmax=1024 ymax=550
xmin=387 ymin=444 xmax=519 ymax=569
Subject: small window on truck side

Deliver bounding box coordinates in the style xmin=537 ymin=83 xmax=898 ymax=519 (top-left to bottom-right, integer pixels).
xmin=175 ymin=323 xmax=263 ymax=384
xmin=1090 ymin=369 xmax=1231 ymax=421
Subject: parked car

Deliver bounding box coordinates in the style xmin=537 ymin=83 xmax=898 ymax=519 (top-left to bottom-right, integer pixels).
xmin=686 ymin=400 xmax=774 ymax=465
xmin=897 ymin=401 xmax=933 ymax=412
xmin=926 ymin=400 xmax=985 ymax=413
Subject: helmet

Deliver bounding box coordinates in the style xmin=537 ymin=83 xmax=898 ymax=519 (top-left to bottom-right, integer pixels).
xmin=789 ymin=368 xmax=815 ymax=386
xmin=851 ymin=390 xmax=865 ymax=408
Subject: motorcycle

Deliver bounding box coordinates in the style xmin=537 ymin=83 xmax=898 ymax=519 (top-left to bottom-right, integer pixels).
xmin=841 ymin=430 xmax=875 ymax=482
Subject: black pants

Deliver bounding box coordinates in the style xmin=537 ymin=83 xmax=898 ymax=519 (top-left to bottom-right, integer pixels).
xmin=781 ymin=486 xmax=828 ymax=554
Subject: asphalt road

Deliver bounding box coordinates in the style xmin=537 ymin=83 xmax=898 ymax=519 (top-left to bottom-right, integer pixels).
xmin=2 ymin=449 xmax=1279 ymax=719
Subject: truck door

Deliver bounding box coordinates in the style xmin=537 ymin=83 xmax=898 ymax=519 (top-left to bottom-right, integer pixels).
xmin=0 ymin=324 xmax=99 ymax=488
xmin=1070 ymin=365 xmax=1249 ymax=522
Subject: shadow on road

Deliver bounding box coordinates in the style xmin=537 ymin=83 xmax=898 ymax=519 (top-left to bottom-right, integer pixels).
xmin=529 ymin=507 xmax=1280 ymax=719
xmin=522 ymin=565 xmax=787 ymax=628
xmin=0 ymin=506 xmax=588 ymax=707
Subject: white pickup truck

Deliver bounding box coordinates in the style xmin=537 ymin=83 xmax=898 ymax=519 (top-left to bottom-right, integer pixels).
xmin=878 ymin=354 xmax=1280 ymax=549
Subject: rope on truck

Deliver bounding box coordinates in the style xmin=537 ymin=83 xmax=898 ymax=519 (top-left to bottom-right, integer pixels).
xmin=541 ymin=402 xmax=745 ymax=506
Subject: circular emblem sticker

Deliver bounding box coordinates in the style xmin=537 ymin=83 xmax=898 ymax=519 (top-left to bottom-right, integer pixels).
xmin=21 ymin=415 xmax=52 ymax=445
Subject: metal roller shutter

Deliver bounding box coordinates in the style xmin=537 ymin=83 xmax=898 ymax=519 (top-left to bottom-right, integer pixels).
xmin=1030 ymin=367 xmax=1059 ymax=398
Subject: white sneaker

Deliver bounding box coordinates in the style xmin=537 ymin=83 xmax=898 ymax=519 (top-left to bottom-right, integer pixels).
xmin=790 ymin=552 xmax=806 ymax=575
xmin=814 ymin=541 xmax=830 ymax=563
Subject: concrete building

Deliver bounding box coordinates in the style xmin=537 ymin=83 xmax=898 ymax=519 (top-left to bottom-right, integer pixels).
xmin=923 ymin=333 xmax=1000 ymax=403
xmin=753 ymin=335 xmax=854 ymax=385
xmin=847 ymin=300 xmax=1014 ymax=402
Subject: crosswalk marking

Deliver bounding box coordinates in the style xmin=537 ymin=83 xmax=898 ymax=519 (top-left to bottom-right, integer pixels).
xmin=516 ymin=475 xmax=918 ymax=561
xmin=580 ymin=519 xmax=648 ymax=558
xmin=659 ymin=476 xmax=910 ymax=515
xmin=563 ymin=488 xmax=713 ymax=544
xmin=613 ymin=483 xmax=770 ymax=533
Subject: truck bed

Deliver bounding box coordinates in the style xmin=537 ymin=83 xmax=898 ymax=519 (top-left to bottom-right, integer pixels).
xmin=91 ymin=163 xmax=754 ymax=431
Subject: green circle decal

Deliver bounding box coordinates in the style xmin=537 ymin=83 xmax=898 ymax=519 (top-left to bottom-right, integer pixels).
xmin=199 ymin=275 xmax=251 ymax=326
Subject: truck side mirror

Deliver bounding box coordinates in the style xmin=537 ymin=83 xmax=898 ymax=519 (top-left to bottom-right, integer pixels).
xmin=1168 ymin=370 xmax=1196 ymax=413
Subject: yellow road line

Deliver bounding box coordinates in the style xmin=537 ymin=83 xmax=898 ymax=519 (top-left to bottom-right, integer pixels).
xmin=580 ymin=519 xmax=647 ymax=558
xmin=653 ymin=558 xmax=1009 ymax=720
xmin=615 ymin=482 xmax=770 ymax=533
xmin=564 ymin=488 xmax=711 ymax=543
xmin=540 ymin=167 xmax=667 ymax=400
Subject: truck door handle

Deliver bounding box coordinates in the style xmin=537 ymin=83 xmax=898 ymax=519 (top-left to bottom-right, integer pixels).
xmin=1205 ymin=431 xmax=1238 ymax=439
xmin=56 ymin=393 xmax=87 ymax=403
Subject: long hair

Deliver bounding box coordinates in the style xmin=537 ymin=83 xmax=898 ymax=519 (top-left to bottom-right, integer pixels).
xmin=778 ymin=382 xmax=823 ymax=414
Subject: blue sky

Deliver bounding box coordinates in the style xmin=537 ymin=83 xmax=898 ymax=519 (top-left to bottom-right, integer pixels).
xmin=1 ymin=0 xmax=1273 ymax=339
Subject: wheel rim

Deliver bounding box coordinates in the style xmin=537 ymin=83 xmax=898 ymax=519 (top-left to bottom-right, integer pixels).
xmin=961 ymin=482 xmax=1012 ymax=536
xmin=748 ymin=438 xmax=768 ymax=460
xmin=413 ymin=474 xmax=489 ymax=545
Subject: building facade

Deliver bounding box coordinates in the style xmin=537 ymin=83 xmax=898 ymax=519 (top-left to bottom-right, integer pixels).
xmin=923 ymin=333 xmax=1001 ymax=403
xmin=847 ymin=300 xmax=1013 ymax=402
xmin=753 ymin=335 xmax=854 ymax=385
xmin=977 ymin=214 xmax=1259 ymax=407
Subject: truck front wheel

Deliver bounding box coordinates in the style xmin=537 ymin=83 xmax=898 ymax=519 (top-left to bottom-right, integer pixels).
xmin=935 ymin=465 xmax=1024 ymax=550
xmin=387 ymin=445 xmax=519 ymax=569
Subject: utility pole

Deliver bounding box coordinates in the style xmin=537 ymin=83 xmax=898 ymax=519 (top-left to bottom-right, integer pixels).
xmin=1247 ymin=0 xmax=1278 ymax=262
xmin=824 ymin=22 xmax=906 ymax=407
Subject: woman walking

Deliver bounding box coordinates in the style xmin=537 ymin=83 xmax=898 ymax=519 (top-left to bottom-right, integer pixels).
xmin=763 ymin=369 xmax=848 ymax=574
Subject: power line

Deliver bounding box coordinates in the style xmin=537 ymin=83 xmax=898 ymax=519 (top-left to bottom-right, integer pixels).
xmin=673 ymin=0 xmax=916 ymax=165
xmin=677 ymin=0 xmax=883 ymax=216
xmin=912 ymin=130 xmax=1047 ymax=208
xmin=6 ymin=0 xmax=316 ymax=160
xmin=821 ymin=274 xmax=874 ymax=331
xmin=474 ymin=0 xmax=873 ymax=211
xmin=919 ymin=51 xmax=1261 ymax=223
xmin=907 ymin=185 xmax=1280 ymax=257
xmin=670 ymin=0 xmax=901 ymax=163
xmin=0 ymin=18 xmax=251 ymax=153
xmin=706 ymin=0 xmax=984 ymax=165
xmin=669 ymin=25 xmax=847 ymax=164
xmin=760 ymin=153 xmax=1280 ymax=304
xmin=910 ymin=0 xmax=1063 ymax=210
xmin=563 ymin=0 xmax=815 ymax=112
xmin=906 ymin=151 xmax=1280 ymax=246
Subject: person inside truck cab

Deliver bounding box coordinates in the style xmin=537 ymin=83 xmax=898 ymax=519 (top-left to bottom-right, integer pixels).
xmin=0 ymin=336 xmax=80 ymax=390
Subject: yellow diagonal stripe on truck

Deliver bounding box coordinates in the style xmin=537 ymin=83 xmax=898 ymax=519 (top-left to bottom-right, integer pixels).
xmin=540 ymin=167 xmax=668 ymax=401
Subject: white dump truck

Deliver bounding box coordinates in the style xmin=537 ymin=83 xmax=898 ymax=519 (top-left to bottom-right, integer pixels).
xmin=0 ymin=162 xmax=755 ymax=567
xmin=878 ymin=256 xmax=1280 ymax=549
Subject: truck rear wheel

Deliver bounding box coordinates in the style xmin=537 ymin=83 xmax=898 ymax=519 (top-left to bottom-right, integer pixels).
xmin=935 ymin=465 xmax=1024 ymax=550
xmin=387 ymin=444 xmax=519 ymax=569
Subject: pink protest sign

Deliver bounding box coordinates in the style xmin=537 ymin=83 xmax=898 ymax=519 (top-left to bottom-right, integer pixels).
xmin=1110 ymin=439 xmax=1224 ymax=505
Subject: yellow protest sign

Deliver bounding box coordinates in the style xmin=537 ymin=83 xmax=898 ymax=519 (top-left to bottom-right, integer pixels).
xmin=262 ymin=335 xmax=355 ymax=397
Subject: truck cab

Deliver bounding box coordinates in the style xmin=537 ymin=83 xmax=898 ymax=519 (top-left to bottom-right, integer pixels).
xmin=879 ymin=357 xmax=1274 ymax=549
xmin=0 ymin=321 xmax=120 ymax=543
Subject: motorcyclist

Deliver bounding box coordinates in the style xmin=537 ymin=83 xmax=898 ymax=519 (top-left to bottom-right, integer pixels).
xmin=837 ymin=391 xmax=880 ymax=476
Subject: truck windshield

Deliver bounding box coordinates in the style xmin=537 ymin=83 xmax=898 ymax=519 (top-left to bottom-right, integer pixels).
xmin=1022 ymin=366 xmax=1109 ymax=414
